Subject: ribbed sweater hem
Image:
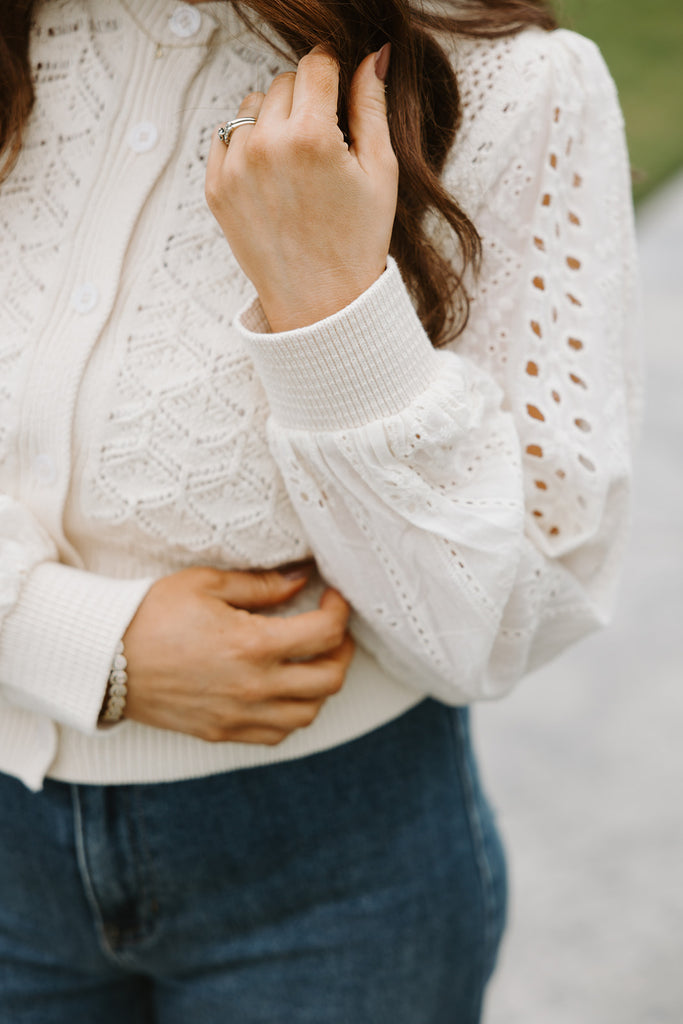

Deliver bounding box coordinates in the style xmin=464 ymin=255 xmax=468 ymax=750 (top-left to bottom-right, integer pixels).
xmin=9 ymin=646 xmax=424 ymax=789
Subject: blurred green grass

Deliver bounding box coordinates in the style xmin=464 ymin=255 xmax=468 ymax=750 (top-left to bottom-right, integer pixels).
xmin=556 ymin=0 xmax=683 ymax=201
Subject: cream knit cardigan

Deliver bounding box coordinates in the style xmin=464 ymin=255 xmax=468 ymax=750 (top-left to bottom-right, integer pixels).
xmin=0 ymin=0 xmax=639 ymax=790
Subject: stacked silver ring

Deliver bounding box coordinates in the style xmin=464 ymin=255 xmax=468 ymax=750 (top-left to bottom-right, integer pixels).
xmin=218 ymin=116 xmax=258 ymax=147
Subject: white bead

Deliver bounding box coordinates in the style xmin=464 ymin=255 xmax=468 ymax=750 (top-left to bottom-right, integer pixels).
xmin=113 ymin=653 xmax=127 ymax=671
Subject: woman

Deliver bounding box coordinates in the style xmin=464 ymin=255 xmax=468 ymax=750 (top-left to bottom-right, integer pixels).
xmin=0 ymin=0 xmax=638 ymax=1020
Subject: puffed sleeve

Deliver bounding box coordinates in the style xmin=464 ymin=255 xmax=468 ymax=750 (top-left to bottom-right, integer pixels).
xmin=235 ymin=29 xmax=640 ymax=703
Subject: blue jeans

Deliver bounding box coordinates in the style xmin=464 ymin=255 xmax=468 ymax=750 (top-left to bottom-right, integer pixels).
xmin=0 ymin=700 xmax=506 ymax=1023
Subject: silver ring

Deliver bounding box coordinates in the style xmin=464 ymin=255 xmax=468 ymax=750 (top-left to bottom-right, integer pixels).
xmin=218 ymin=117 xmax=257 ymax=147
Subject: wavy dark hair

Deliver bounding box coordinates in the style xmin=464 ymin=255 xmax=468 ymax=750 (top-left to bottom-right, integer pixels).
xmin=0 ymin=0 xmax=557 ymax=344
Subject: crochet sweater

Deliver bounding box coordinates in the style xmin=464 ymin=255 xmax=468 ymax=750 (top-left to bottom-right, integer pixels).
xmin=0 ymin=0 xmax=639 ymax=791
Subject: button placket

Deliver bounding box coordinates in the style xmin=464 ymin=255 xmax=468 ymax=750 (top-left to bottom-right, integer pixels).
xmin=24 ymin=16 xmax=211 ymax=528
xmin=71 ymin=282 xmax=100 ymax=315
xmin=32 ymin=453 xmax=59 ymax=487
xmin=128 ymin=121 xmax=159 ymax=154
xmin=168 ymin=6 xmax=202 ymax=38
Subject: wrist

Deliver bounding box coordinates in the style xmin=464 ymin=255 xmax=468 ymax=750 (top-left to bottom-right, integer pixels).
xmin=236 ymin=256 xmax=441 ymax=432
xmin=258 ymin=263 xmax=387 ymax=333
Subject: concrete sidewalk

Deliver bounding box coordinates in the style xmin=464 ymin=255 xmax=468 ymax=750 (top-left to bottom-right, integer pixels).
xmin=477 ymin=174 xmax=683 ymax=1024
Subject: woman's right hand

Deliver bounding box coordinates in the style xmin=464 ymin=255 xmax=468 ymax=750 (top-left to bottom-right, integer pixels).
xmin=120 ymin=566 xmax=354 ymax=745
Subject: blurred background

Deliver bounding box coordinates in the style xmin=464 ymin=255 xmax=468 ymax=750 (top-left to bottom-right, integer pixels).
xmin=558 ymin=0 xmax=683 ymax=202
xmin=477 ymin=3 xmax=683 ymax=1022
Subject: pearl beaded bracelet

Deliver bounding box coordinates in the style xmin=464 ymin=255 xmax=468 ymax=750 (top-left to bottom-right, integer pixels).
xmin=99 ymin=640 xmax=128 ymax=724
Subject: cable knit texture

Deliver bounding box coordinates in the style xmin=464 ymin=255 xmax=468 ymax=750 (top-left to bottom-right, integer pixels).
xmin=0 ymin=0 xmax=639 ymax=790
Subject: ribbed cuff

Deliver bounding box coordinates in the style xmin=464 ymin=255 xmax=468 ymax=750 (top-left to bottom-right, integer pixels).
xmin=236 ymin=258 xmax=441 ymax=432
xmin=0 ymin=563 xmax=155 ymax=734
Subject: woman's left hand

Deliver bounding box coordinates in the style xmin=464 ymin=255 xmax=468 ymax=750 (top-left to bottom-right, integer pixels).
xmin=205 ymin=45 xmax=398 ymax=332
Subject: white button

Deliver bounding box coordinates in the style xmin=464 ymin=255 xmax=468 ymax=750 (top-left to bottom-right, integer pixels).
xmin=128 ymin=121 xmax=158 ymax=154
xmin=71 ymin=282 xmax=99 ymax=314
xmin=169 ymin=6 xmax=202 ymax=38
xmin=33 ymin=453 xmax=58 ymax=487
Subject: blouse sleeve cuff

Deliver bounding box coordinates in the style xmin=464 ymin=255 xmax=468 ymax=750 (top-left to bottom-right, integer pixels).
xmin=235 ymin=258 xmax=442 ymax=432
xmin=0 ymin=562 xmax=155 ymax=733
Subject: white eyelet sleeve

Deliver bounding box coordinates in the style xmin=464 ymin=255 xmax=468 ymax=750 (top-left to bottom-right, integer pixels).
xmin=236 ymin=30 xmax=640 ymax=704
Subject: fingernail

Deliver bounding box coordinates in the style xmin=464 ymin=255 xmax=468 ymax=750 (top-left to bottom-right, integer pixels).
xmin=277 ymin=562 xmax=312 ymax=581
xmin=374 ymin=42 xmax=391 ymax=82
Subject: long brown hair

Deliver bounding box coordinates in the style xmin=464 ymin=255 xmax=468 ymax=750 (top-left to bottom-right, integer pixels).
xmin=0 ymin=0 xmax=557 ymax=344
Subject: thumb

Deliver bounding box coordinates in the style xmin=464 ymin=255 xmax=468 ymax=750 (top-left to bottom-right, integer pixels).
xmin=205 ymin=564 xmax=312 ymax=611
xmin=347 ymin=44 xmax=393 ymax=169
